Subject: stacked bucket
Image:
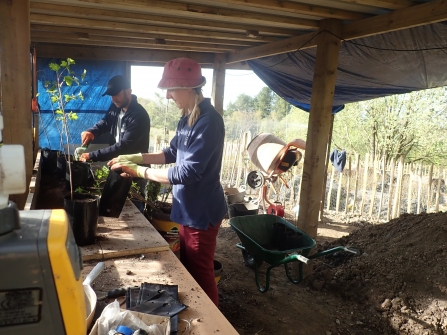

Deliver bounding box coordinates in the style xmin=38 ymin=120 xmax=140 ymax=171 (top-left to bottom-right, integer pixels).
xmin=224 ymin=187 xmax=258 ymax=219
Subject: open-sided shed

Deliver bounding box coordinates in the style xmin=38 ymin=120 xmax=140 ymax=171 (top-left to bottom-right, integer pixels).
xmin=1 ymin=0 xmax=447 ymax=241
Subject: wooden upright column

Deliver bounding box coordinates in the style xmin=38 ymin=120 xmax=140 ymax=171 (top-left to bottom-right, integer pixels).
xmin=297 ymin=19 xmax=342 ymax=239
xmin=0 ymin=0 xmax=32 ymax=209
xmin=211 ymin=53 xmax=226 ymax=116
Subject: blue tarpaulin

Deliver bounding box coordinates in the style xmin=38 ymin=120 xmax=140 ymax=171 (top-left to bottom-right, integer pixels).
xmin=248 ymin=22 xmax=447 ymax=113
xmin=37 ymin=58 xmax=126 ymax=150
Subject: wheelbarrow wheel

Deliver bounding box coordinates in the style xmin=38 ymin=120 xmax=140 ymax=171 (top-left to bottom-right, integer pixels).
xmin=242 ymin=249 xmax=263 ymax=269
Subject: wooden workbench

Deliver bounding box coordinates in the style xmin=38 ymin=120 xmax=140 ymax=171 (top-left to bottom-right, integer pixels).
xmin=82 ymin=201 xmax=239 ymax=335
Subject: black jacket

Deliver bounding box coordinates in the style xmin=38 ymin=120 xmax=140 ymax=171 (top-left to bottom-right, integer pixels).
xmin=87 ymin=95 xmax=150 ymax=161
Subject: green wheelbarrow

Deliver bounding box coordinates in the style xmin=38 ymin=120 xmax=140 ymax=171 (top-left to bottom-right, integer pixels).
xmin=229 ymin=214 xmax=361 ymax=293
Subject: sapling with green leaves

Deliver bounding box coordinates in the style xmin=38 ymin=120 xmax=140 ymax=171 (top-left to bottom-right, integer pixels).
xmin=44 ymin=58 xmax=86 ymax=198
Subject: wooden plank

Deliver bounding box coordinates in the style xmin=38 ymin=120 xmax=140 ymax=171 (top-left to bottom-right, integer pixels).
xmin=338 ymin=0 xmax=414 ymax=10
xmin=227 ymin=0 xmax=447 ymax=63
xmin=81 ymin=201 xmax=170 ymax=261
xmin=211 ymin=53 xmax=226 ymax=115
xmin=335 ymin=171 xmax=343 ymax=212
xmin=0 ymin=0 xmax=32 ymax=209
xmin=343 ymin=0 xmax=447 ymax=39
xmin=82 ymin=250 xmax=239 ymax=334
xmin=369 ymin=158 xmax=378 ymax=217
xmin=297 ymin=19 xmax=342 ymax=238
xmin=406 ymin=164 xmax=413 ymax=213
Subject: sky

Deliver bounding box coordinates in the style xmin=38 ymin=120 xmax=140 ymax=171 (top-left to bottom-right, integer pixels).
xmin=131 ymin=65 xmax=267 ymax=108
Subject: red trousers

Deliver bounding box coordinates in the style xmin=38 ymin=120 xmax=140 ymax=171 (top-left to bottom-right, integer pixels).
xmin=179 ymin=222 xmax=221 ymax=306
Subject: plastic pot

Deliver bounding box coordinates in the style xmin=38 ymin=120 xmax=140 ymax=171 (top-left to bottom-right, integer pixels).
xmin=99 ymin=169 xmax=132 ymax=217
xmin=65 ymin=161 xmax=93 ymax=190
xmin=64 ymin=193 xmax=99 ymax=246
xmin=41 ymin=148 xmax=59 ymax=175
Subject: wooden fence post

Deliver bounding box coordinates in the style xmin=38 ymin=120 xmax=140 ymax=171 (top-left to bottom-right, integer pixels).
xmin=344 ymin=155 xmax=352 ymax=214
xmin=407 ymin=164 xmax=414 ymax=214
xmin=377 ymin=158 xmax=386 ymax=220
xmin=326 ymin=166 xmax=335 ymax=211
xmin=360 ymin=153 xmax=369 ymax=215
xmin=369 ymin=157 xmax=379 ymax=217
xmin=352 ymin=154 xmax=360 ymax=212
xmin=427 ymin=164 xmax=434 ymax=213
xmin=336 ymin=170 xmax=343 ymax=212
xmin=392 ymin=155 xmax=405 ymax=219
xmin=435 ymin=165 xmax=444 ymax=212
xmin=386 ymin=157 xmax=396 ymax=221
xmin=417 ymin=163 xmax=423 ymax=214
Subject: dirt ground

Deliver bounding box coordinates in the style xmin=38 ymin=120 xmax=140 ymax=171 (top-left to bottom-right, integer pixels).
xmin=217 ymin=211 xmax=447 ymax=335
xmin=37 ymin=172 xmax=447 ymax=335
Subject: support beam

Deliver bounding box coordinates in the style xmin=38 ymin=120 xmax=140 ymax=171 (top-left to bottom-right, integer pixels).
xmin=227 ymin=0 xmax=447 ymax=63
xmin=211 ymin=54 xmax=226 ymax=116
xmin=297 ymin=19 xmax=343 ymax=240
xmin=0 ymin=0 xmax=32 ymax=209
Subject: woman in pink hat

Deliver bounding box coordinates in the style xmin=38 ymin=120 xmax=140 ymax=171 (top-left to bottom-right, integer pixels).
xmin=108 ymin=58 xmax=227 ymax=306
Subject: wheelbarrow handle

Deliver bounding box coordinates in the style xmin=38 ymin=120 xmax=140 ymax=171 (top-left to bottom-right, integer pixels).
xmin=291 ymin=253 xmax=310 ymax=265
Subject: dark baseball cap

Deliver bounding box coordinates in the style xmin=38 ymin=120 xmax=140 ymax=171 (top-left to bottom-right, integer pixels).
xmin=102 ymin=75 xmax=131 ymax=96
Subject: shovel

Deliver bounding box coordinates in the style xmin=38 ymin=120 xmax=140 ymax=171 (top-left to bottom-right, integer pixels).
xmin=83 ymin=262 xmax=105 ymax=329
xmin=95 ymin=287 xmax=127 ymax=301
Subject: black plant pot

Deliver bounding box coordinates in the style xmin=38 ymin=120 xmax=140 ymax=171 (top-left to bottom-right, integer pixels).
xmin=65 ymin=160 xmax=93 ymax=190
xmin=99 ymin=169 xmax=132 ymax=217
xmin=41 ymin=148 xmax=59 ymax=175
xmin=64 ymin=193 xmax=99 ymax=246
xmin=56 ymin=154 xmax=67 ymax=180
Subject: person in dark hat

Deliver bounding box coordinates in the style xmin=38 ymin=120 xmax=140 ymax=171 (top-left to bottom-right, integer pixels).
xmin=77 ymin=74 xmax=150 ymax=212
xmin=107 ymin=58 xmax=227 ymax=306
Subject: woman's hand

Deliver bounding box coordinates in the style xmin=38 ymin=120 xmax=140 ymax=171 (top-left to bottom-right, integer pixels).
xmin=110 ymin=161 xmax=147 ymax=178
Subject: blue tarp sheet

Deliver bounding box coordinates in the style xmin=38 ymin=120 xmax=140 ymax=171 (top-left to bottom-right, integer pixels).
xmin=248 ymin=22 xmax=447 ymax=113
xmin=37 ymin=58 xmax=126 ymax=150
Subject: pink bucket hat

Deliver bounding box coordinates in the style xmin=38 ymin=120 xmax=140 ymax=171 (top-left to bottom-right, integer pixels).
xmin=157 ymin=58 xmax=206 ymax=89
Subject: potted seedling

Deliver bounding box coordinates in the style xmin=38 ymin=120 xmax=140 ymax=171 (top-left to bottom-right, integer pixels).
xmin=44 ymin=58 xmax=99 ymax=246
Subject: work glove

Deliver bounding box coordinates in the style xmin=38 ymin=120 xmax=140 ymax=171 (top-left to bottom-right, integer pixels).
xmin=74 ymin=146 xmax=87 ymax=161
xmin=115 ymin=160 xmax=148 ymax=178
xmin=116 ymin=153 xmax=144 ymax=164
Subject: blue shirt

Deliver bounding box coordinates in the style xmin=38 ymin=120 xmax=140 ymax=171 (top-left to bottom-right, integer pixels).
xmin=163 ymin=98 xmax=227 ymax=230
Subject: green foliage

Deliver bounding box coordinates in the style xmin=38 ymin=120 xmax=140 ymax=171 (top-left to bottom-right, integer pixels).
xmin=146 ymin=180 xmax=162 ymax=203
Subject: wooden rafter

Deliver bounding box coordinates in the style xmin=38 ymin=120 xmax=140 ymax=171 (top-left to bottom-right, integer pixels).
xmin=227 ymin=0 xmax=447 ymax=63
xmin=337 ymin=0 xmax=414 ymax=10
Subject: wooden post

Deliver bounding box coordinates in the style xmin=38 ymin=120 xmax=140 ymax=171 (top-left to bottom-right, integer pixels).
xmin=416 ymin=163 xmax=423 ymax=214
xmin=352 ymin=154 xmax=360 ymax=212
xmin=392 ymin=155 xmax=405 ymax=219
xmin=427 ymin=164 xmax=434 ymax=213
xmin=235 ymin=132 xmax=248 ymax=188
xmin=211 ymin=53 xmax=226 ymax=116
xmin=297 ymin=19 xmax=342 ymax=237
xmin=435 ymin=165 xmax=443 ymax=212
xmin=0 ymin=0 xmax=32 ymax=209
xmin=386 ymin=157 xmax=396 ymax=221
xmin=344 ymin=155 xmax=352 ymax=214
xmin=360 ymin=153 xmax=369 ymax=215
xmin=319 ymin=114 xmax=334 ymax=221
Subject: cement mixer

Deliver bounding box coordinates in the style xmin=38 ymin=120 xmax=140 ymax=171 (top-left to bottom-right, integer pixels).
xmin=246 ymin=133 xmax=306 ymax=214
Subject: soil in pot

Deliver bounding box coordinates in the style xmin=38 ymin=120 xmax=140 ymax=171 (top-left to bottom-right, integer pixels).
xmin=64 ymin=193 xmax=99 ymax=246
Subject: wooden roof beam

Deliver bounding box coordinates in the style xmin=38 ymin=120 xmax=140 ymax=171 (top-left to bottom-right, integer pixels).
xmin=31 ymin=0 xmax=319 ymax=30
xmin=227 ymin=0 xmax=447 ymax=63
xmin=31 ymin=24 xmax=263 ymax=47
xmin=34 ymin=43 xmax=251 ymax=69
xmin=181 ymin=0 xmax=369 ymax=20
xmin=30 ymin=13 xmax=280 ymax=42
xmin=337 ymin=0 xmax=414 ymax=11
xmin=30 ymin=2 xmax=302 ymax=36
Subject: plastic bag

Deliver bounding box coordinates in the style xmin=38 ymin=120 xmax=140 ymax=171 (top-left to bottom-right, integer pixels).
xmin=97 ymin=300 xmax=167 ymax=335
